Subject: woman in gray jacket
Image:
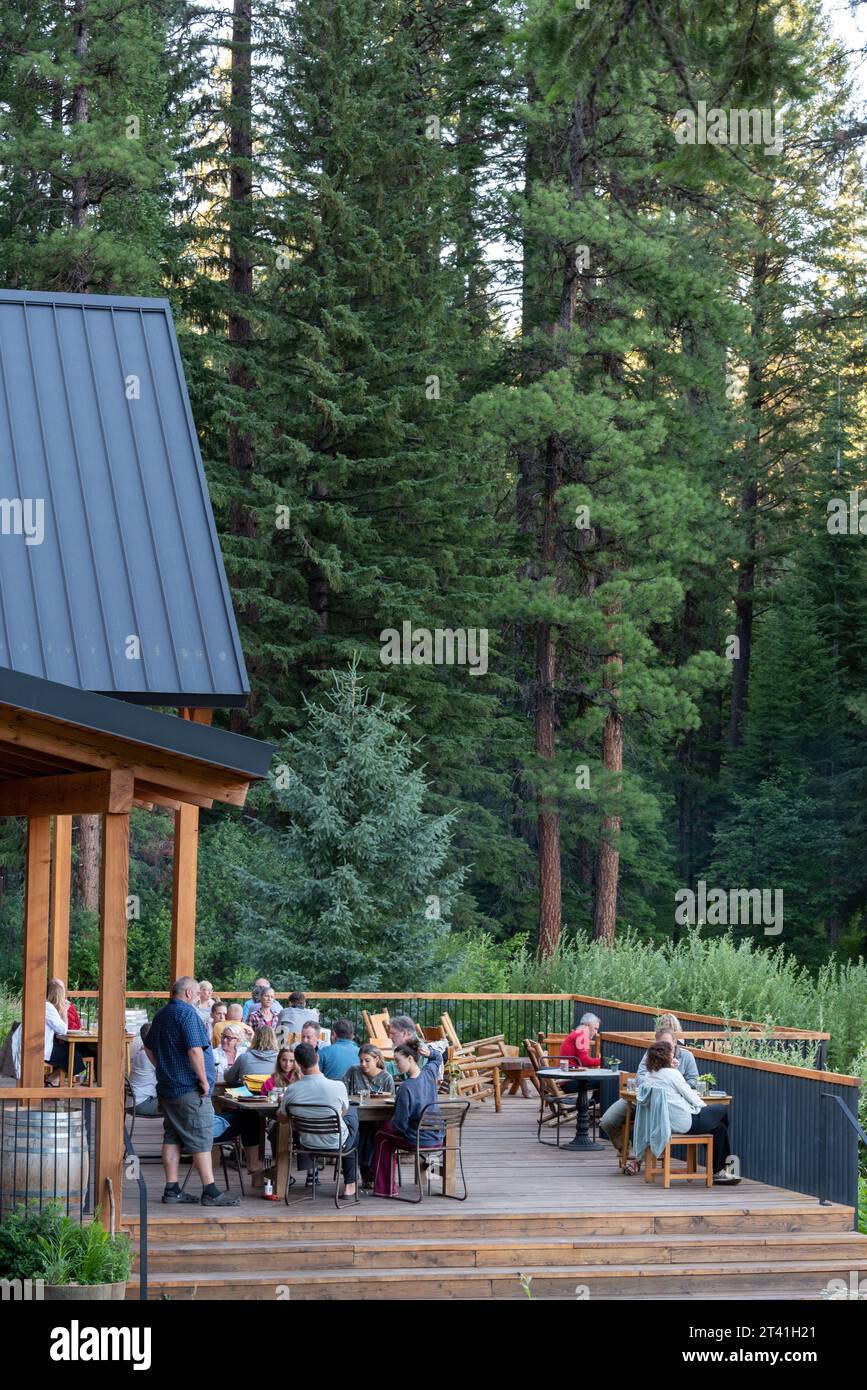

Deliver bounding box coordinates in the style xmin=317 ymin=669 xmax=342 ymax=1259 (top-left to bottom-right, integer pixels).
xmin=224 ymin=1026 xmax=278 ymax=1087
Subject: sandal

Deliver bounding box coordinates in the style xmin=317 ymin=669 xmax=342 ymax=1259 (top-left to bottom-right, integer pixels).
xmin=623 ymin=1158 xmax=640 ymax=1176
xmin=162 ymin=1189 xmax=200 ymax=1204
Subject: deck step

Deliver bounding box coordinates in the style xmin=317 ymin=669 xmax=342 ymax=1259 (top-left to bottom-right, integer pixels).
xmin=136 ymin=1230 xmax=867 ymax=1274
xmin=129 ymin=1257 xmax=867 ymax=1300
xmin=124 ymin=1204 xmax=856 ymax=1244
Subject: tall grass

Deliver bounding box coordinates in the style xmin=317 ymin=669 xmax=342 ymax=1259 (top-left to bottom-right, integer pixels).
xmin=444 ymin=928 xmax=866 ymax=1073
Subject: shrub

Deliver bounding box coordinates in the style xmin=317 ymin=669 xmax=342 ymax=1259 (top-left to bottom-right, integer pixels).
xmin=0 ymin=1202 xmax=132 ymax=1286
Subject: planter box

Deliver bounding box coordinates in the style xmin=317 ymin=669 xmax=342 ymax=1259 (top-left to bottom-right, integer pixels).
xmin=44 ymin=1282 xmax=126 ymax=1301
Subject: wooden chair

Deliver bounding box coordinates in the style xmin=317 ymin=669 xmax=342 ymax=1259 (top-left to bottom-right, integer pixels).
xmin=643 ymin=1134 xmax=713 ymax=1189
xmin=444 ymin=1053 xmax=502 ymax=1111
xmin=362 ymin=1009 xmax=392 ymax=1047
xmin=525 ymin=1038 xmax=580 ymax=1146
xmin=618 ymin=1071 xmax=638 ymax=1170
xmin=439 ymin=1012 xmax=512 ymax=1058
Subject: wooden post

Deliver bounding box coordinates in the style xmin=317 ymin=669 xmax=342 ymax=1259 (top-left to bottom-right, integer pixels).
xmin=49 ymin=815 xmax=72 ymax=984
xmin=170 ymin=802 xmax=199 ymax=983
xmin=169 ymin=709 xmax=212 ymax=983
xmin=95 ymin=812 xmax=129 ymax=1228
xmin=21 ymin=817 xmax=52 ymax=1088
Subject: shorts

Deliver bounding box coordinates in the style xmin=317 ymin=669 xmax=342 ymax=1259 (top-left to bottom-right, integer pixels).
xmin=160 ymin=1089 xmax=214 ymax=1153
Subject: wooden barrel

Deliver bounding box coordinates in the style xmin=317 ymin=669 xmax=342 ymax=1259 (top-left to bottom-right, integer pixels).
xmin=0 ymin=1103 xmax=90 ymax=1217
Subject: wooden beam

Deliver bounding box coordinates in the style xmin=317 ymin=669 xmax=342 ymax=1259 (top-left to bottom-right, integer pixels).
xmin=48 ymin=815 xmax=72 ymax=983
xmin=21 ymin=817 xmax=51 ymax=1087
xmin=0 ymin=769 xmax=134 ymax=818
xmin=170 ymin=802 xmax=199 ymax=982
xmin=0 ymin=709 xmax=250 ymax=806
xmin=134 ymin=780 xmax=212 ymax=810
xmin=95 ymin=812 xmax=129 ymax=1229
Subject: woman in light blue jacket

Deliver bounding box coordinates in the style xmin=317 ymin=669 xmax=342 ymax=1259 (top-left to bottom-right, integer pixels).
xmin=638 ymin=1041 xmax=739 ymax=1185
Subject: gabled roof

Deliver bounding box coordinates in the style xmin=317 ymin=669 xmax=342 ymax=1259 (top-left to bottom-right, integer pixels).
xmin=0 ymin=288 xmax=249 ymax=706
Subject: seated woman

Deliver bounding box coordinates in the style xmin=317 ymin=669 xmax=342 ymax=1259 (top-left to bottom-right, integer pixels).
xmin=345 ymin=1045 xmax=395 ymax=1188
xmin=247 ymin=987 xmax=281 ymax=1034
xmin=223 ymin=1025 xmax=278 ymax=1088
xmin=639 ymin=1040 xmax=740 ymax=1186
xmin=261 ymin=1045 xmax=299 ymax=1095
xmin=373 ymin=1040 xmax=443 ymax=1197
xmin=212 ymin=1024 xmax=247 ymax=1084
xmin=44 ymin=980 xmax=96 ymax=1085
xmin=49 ymin=979 xmax=82 ymax=1031
xmin=343 ymin=1043 xmax=395 ymax=1097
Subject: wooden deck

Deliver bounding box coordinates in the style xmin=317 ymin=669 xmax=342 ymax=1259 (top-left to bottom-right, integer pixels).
xmin=122 ymin=1096 xmax=867 ymax=1300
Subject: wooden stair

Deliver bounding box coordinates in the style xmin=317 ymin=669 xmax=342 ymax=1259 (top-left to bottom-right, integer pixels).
xmin=126 ymin=1205 xmax=867 ymax=1300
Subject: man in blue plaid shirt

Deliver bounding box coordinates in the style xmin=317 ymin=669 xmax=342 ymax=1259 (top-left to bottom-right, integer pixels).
xmin=145 ymin=976 xmax=240 ymax=1206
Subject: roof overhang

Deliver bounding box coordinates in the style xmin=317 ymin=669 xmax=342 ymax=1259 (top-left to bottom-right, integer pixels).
xmin=0 ymin=668 xmax=274 ymax=810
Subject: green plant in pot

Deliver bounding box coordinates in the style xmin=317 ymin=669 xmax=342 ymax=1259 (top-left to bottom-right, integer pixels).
xmin=603 ymin=1057 xmax=622 ymax=1070
xmin=695 ymin=1073 xmax=717 ymax=1097
xmin=0 ymin=1202 xmax=132 ymax=1300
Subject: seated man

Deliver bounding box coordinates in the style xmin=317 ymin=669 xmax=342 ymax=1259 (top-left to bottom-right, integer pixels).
xmin=553 ymin=1013 xmax=602 ymax=1093
xmin=319 ymin=1018 xmax=360 ymax=1079
xmin=386 ymin=1015 xmax=448 ymax=1075
xmin=128 ymin=1022 xmax=161 ymax=1117
xmin=277 ymin=1041 xmax=359 ymax=1197
xmin=213 ymin=1002 xmax=253 ymax=1047
xmin=279 ymin=991 xmax=320 ymax=1035
xmin=299 ymin=1019 xmax=322 ymax=1052
xmin=600 ymin=1026 xmax=699 ymax=1174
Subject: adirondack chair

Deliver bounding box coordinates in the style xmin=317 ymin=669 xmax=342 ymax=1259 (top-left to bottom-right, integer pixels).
xmin=439 ymin=1011 xmax=514 ymax=1059
xmin=362 ymin=1009 xmax=392 ymax=1047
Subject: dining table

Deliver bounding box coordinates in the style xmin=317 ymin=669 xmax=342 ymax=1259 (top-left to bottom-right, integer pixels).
xmin=213 ymin=1091 xmax=462 ymax=1198
xmin=59 ymin=1030 xmax=135 ymax=1086
xmin=618 ymin=1078 xmax=732 ymax=1168
xmin=537 ymin=1066 xmax=620 ymax=1150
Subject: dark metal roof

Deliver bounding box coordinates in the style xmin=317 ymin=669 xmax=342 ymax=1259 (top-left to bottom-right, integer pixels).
xmin=0 ymin=667 xmax=273 ymax=782
xmin=0 ymin=288 xmax=249 ymax=706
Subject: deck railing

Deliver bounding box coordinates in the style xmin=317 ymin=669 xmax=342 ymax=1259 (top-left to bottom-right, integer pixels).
xmin=68 ymin=988 xmax=831 ymax=1062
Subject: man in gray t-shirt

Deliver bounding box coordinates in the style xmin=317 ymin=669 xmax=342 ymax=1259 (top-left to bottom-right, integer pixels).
xmin=277 ymin=1042 xmax=359 ymax=1195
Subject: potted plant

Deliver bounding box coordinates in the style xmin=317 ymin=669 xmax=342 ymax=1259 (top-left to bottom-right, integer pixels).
xmin=446 ymin=1062 xmax=462 ymax=1098
xmin=695 ymin=1073 xmax=716 ymax=1097
xmin=603 ymin=1056 xmax=622 ymax=1070
xmin=0 ymin=1202 xmax=131 ymax=1301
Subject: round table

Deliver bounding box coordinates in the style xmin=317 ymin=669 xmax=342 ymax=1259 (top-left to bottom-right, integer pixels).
xmin=537 ymin=1067 xmax=619 ymax=1150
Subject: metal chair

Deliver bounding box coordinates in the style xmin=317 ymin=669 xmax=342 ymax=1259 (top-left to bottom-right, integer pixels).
xmin=180 ymin=1135 xmax=246 ymax=1197
xmin=526 ymin=1038 xmax=580 ymax=1146
xmin=283 ymin=1102 xmax=359 ymax=1209
xmin=123 ymin=1076 xmax=137 ymax=1140
xmin=393 ymin=1100 xmax=470 ymax=1202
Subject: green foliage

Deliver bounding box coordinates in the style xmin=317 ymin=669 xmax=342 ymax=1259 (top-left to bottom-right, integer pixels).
xmin=498 ymin=927 xmax=867 ymax=1073
xmin=0 ymin=1203 xmax=131 ymax=1286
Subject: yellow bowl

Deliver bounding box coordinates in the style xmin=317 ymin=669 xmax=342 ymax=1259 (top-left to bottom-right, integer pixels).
xmin=245 ymin=1074 xmax=270 ymax=1095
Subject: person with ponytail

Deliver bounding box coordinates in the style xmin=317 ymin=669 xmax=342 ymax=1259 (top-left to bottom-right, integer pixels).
xmin=372 ymin=1039 xmax=443 ymax=1197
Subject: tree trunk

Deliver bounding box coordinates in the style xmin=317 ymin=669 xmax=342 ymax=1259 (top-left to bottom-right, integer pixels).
xmin=536 ymin=443 xmax=562 ymax=955
xmin=729 ymin=242 xmax=768 ymax=749
xmin=593 ymin=649 xmax=623 ymax=945
xmin=67 ymin=0 xmax=90 ymax=292
xmin=76 ymin=814 xmax=100 ymax=913
xmin=227 ymin=0 xmax=256 ymax=505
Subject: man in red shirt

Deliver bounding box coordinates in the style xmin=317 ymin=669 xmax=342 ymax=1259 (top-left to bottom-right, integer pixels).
xmin=558 ymin=1012 xmax=601 ymax=1091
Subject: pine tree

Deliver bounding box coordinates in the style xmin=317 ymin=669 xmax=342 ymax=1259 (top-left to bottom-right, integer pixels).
xmin=235 ymin=663 xmax=463 ymax=989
